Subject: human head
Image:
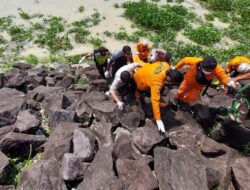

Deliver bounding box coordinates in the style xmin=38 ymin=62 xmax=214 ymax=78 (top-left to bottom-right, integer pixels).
xmin=164 ymin=52 xmax=172 ymax=63
xmin=99 ymin=46 xmax=108 ymax=56
xmin=122 ymin=46 xmax=132 ymax=58
xmin=201 ymin=56 xmax=217 ymax=72
xmin=165 ymin=69 xmax=183 ymax=84
xmin=120 ymin=71 xmax=132 ymax=83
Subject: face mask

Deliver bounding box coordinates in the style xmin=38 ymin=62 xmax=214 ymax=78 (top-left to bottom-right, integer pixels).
xmin=202 ymin=69 xmax=212 ymax=75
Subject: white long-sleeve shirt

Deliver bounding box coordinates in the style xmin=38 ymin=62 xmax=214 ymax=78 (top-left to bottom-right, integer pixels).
xmin=110 ymin=63 xmax=139 ymax=90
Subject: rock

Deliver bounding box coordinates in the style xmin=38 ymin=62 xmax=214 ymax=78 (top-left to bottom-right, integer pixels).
xmin=13 ymin=62 xmax=32 ymax=70
xmin=90 ymin=121 xmax=113 ymax=147
xmin=129 ymin=105 xmax=145 ymax=121
xmin=17 ymin=159 xmax=67 ymax=190
xmin=81 ymin=91 xmax=107 ymax=108
xmin=92 ymin=101 xmax=122 ymax=126
xmin=56 ymin=76 xmax=74 ymax=88
xmin=27 ymin=65 xmax=48 ymax=77
xmin=132 ymin=121 xmax=165 ymax=154
xmin=0 ymin=74 xmax=6 ymax=88
xmin=202 ymin=93 xmax=232 ymax=108
xmin=0 ymin=132 xmax=47 ymax=157
xmin=206 ymin=166 xmax=220 ymax=189
xmin=85 ymin=69 xmax=102 ymax=81
xmin=77 ymin=147 xmax=115 ymax=190
xmin=89 ymin=79 xmax=108 ymax=91
xmin=202 ymin=139 xmax=239 ymax=190
xmin=116 ymin=158 xmax=158 ymax=190
xmin=61 ymin=153 xmax=87 ymax=181
xmin=98 ymin=176 xmax=128 ymax=190
xmin=13 ymin=110 xmax=40 ymax=133
xmin=0 ymin=126 xmax=14 ymax=141
xmin=0 ymin=88 xmax=25 ymax=127
xmin=45 ymin=76 xmax=55 ymax=86
xmin=0 ymin=151 xmax=13 ymax=184
xmin=73 ymin=128 xmax=96 ymax=162
xmin=154 ymin=147 xmax=208 ymax=190
xmin=113 ymin=127 xmax=131 ymax=141
xmin=113 ymin=133 xmax=133 ymax=159
xmin=75 ymin=99 xmax=92 ymax=123
xmin=0 ymin=185 xmax=15 ymax=190
xmin=26 ymin=75 xmax=46 ymax=91
xmin=4 ymin=70 xmax=27 ymax=91
xmin=43 ymin=122 xmax=81 ymax=161
xmin=168 ymin=124 xmax=205 ymax=152
xmin=232 ymin=157 xmax=250 ymax=190
xmin=120 ymin=112 xmax=140 ymax=132
xmin=44 ymin=94 xmax=68 ymax=116
xmin=48 ymin=109 xmax=76 ymax=128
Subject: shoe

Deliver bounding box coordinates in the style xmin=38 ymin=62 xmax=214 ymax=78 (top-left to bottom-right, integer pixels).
xmin=105 ymin=91 xmax=111 ymax=96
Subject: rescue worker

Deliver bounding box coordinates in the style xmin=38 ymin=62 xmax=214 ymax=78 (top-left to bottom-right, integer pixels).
xmin=150 ymin=49 xmax=168 ymax=63
xmin=106 ymin=46 xmax=133 ymax=79
xmin=213 ymin=84 xmax=250 ymax=148
xmin=225 ymin=56 xmax=250 ymax=77
xmin=82 ymin=47 xmax=110 ymax=79
xmin=133 ymin=40 xmax=151 ymax=63
xmin=107 ymin=63 xmax=142 ymax=110
xmin=133 ymin=57 xmax=183 ymax=132
xmin=173 ymin=56 xmax=236 ymax=108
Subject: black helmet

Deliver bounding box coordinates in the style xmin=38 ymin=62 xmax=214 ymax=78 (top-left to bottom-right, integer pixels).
xmin=122 ymin=46 xmax=132 ymax=54
xmin=201 ymin=56 xmax=217 ymax=70
xmin=167 ymin=69 xmax=183 ymax=84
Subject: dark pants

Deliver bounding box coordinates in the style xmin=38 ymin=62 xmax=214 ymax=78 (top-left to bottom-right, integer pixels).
xmin=117 ymin=79 xmax=137 ymax=104
xmin=95 ymin=61 xmax=108 ymax=79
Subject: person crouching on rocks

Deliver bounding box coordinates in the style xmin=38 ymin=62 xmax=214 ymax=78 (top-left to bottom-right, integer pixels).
xmin=106 ymin=63 xmax=142 ymax=110
xmin=82 ymin=47 xmax=110 ymax=79
xmin=172 ymin=56 xmax=237 ymax=111
xmin=133 ymin=57 xmax=183 ymax=133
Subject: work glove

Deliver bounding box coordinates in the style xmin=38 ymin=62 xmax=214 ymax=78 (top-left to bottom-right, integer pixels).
xmin=117 ymin=101 xmax=124 ymax=110
xmin=171 ymin=66 xmax=176 ymax=70
xmin=156 ymin=120 xmax=166 ymax=133
xmin=78 ymin=56 xmax=86 ymax=64
xmin=104 ymin=71 xmax=111 ymax=78
xmin=227 ymin=80 xmax=236 ymax=88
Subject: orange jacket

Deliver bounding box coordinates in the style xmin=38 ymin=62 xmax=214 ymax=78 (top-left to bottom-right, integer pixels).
xmin=225 ymin=56 xmax=250 ymax=73
xmin=176 ymin=57 xmax=230 ymax=87
xmin=134 ymin=61 xmax=170 ymax=120
xmin=137 ymin=42 xmax=150 ymax=60
xmin=133 ymin=54 xmax=147 ymax=66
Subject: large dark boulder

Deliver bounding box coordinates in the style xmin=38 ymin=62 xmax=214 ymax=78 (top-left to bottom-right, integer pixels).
xmin=26 ymin=75 xmax=46 ymax=91
xmin=0 ymin=132 xmax=47 ymax=157
xmin=61 ymin=153 xmax=87 ymax=181
xmin=73 ymin=128 xmax=96 ymax=162
xmin=75 ymin=99 xmax=92 ymax=123
xmin=12 ymin=110 xmax=40 ymax=133
xmin=116 ymin=158 xmax=158 ymax=190
xmin=0 ymin=74 xmax=6 ymax=88
xmin=90 ymin=121 xmax=113 ymax=147
xmin=56 ymin=76 xmax=74 ymax=88
xmin=0 ymin=88 xmax=25 ymax=127
xmin=232 ymin=157 xmax=250 ymax=190
xmin=154 ymin=147 xmax=208 ymax=190
xmin=81 ymin=91 xmax=107 ymax=108
xmin=92 ymin=101 xmax=122 ymax=126
xmin=13 ymin=62 xmax=32 ymax=70
xmin=97 ymin=176 xmax=128 ymax=190
xmin=120 ymin=112 xmax=140 ymax=132
xmin=132 ymin=120 xmax=166 ymax=154
xmin=113 ymin=133 xmax=133 ymax=159
xmin=0 ymin=126 xmax=14 ymax=141
xmin=84 ymin=69 xmax=102 ymax=81
xmin=43 ymin=122 xmax=81 ymax=161
xmin=168 ymin=124 xmax=205 ymax=152
xmin=0 ymin=185 xmax=15 ymax=190
xmin=0 ymin=151 xmax=13 ymax=184
xmin=4 ymin=70 xmax=27 ymax=91
xmin=17 ymin=159 xmax=67 ymax=190
xmin=201 ymin=137 xmax=238 ymax=190
xmin=48 ymin=109 xmax=76 ymax=128
xmin=89 ymin=79 xmax=108 ymax=91
xmin=77 ymin=147 xmax=115 ymax=190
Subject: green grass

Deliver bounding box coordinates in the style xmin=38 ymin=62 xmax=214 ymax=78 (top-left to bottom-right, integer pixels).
xmin=88 ymin=37 xmax=102 ymax=47
xmin=23 ymin=54 xmax=39 ymax=65
xmin=78 ymin=5 xmax=85 ymax=13
xmin=19 ymin=10 xmax=31 ymax=20
xmin=185 ymin=23 xmax=221 ymax=46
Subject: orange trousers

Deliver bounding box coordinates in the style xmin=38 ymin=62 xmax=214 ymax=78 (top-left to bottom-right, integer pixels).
xmin=176 ymin=80 xmax=203 ymax=103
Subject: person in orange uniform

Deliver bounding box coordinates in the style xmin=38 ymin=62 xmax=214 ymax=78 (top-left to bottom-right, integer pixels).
xmin=134 ymin=40 xmax=151 ymax=63
xmin=225 ymin=56 xmax=250 ymax=74
xmin=174 ymin=56 xmax=236 ymax=106
xmin=134 ymin=57 xmax=183 ymax=132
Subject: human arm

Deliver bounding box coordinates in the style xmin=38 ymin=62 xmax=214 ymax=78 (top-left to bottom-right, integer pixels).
xmin=232 ymin=72 xmax=250 ymax=82
xmin=175 ymin=57 xmax=203 ymax=70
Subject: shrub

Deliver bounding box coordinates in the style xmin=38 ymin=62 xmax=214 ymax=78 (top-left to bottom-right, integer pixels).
xmin=204 ymin=13 xmax=215 ymax=21
xmin=19 ymin=10 xmax=30 ymax=20
xmin=78 ymin=5 xmax=85 ymax=13
xmin=213 ymin=11 xmax=230 ymax=22
xmin=24 ymin=54 xmax=39 ymax=64
xmin=88 ymin=37 xmax=102 ymax=47
xmin=185 ymin=23 xmax=221 ymax=46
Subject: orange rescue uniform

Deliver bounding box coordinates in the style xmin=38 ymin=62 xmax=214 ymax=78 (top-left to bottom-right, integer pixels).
xmin=175 ymin=57 xmax=230 ymax=103
xmin=134 ymin=61 xmax=170 ymax=120
xmin=225 ymin=56 xmax=250 ymax=73
xmin=137 ymin=42 xmax=150 ymax=61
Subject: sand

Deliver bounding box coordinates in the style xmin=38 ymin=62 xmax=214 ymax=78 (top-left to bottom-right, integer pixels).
xmin=0 ymin=0 xmax=232 ymax=58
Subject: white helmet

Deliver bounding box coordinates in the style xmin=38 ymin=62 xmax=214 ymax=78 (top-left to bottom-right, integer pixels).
xmin=142 ymin=39 xmax=148 ymax=46
xmin=237 ymin=63 xmax=250 ymax=73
